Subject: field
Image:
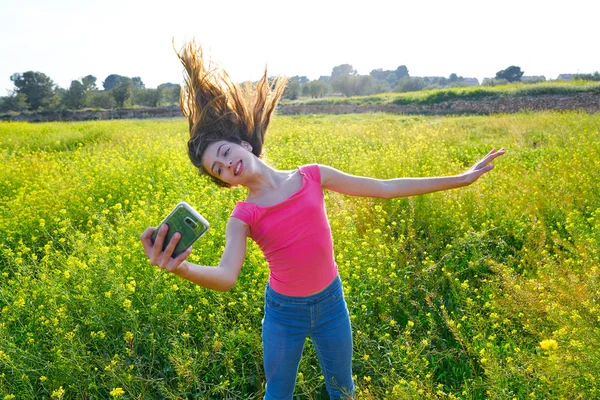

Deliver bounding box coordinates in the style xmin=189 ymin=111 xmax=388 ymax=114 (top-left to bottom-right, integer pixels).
xmin=1 ymin=111 xmax=599 ymax=399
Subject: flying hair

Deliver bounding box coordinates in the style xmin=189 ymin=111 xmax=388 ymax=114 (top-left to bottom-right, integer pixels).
xmin=175 ymin=40 xmax=288 ymax=186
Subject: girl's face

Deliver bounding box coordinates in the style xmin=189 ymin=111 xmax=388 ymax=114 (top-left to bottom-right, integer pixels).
xmin=201 ymin=140 xmax=254 ymax=187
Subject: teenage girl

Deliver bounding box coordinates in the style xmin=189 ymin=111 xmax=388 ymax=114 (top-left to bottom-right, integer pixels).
xmin=139 ymin=42 xmax=505 ymax=399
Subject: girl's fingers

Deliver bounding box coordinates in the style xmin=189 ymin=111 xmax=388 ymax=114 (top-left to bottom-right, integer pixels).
xmin=152 ymin=224 xmax=169 ymax=261
xmin=480 ymin=148 xmax=505 ymax=168
xmin=139 ymin=227 xmax=156 ymax=254
xmin=167 ymin=247 xmax=192 ymax=272
xmin=140 ymin=226 xmax=190 ymax=272
xmin=163 ymin=232 xmax=181 ymax=261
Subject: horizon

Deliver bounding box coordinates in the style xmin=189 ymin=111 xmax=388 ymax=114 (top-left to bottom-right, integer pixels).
xmin=1 ymin=0 xmax=598 ymax=94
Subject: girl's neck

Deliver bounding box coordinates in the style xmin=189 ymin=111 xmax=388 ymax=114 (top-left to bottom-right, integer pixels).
xmin=245 ymin=160 xmax=286 ymax=192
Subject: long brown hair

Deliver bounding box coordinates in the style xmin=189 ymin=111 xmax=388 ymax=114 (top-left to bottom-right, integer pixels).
xmin=176 ymin=41 xmax=288 ymax=186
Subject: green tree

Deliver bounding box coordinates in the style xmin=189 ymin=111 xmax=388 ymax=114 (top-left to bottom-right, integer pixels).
xmin=10 ymin=71 xmax=55 ymax=110
xmin=133 ymin=88 xmax=159 ymax=107
xmin=103 ymin=74 xmax=130 ymax=90
xmin=370 ymin=68 xmax=396 ymax=88
xmin=395 ymin=65 xmax=409 ymax=80
xmin=305 ymin=80 xmax=329 ymax=98
xmin=356 ymin=75 xmax=378 ymax=96
xmin=332 ymin=75 xmax=380 ymax=97
xmin=63 ymin=80 xmax=86 ymax=109
xmin=574 ymin=71 xmax=600 ymax=81
xmin=331 ymin=75 xmax=355 ymax=96
xmin=86 ymin=90 xmax=116 ymax=109
xmin=132 ymin=77 xmax=145 ymax=89
xmin=495 ymin=66 xmax=524 ymax=82
xmin=157 ymin=83 xmax=181 ymax=105
xmin=283 ymin=79 xmax=301 ymax=100
xmin=82 ymin=75 xmax=97 ymax=91
xmin=394 ymin=76 xmax=426 ymax=93
xmin=112 ymin=81 xmax=133 ymax=107
xmin=48 ymin=87 xmax=65 ymax=110
xmin=331 ymin=64 xmax=357 ymax=79
xmin=0 ymin=92 xmax=28 ymax=112
xmin=283 ymin=76 xmax=310 ymax=100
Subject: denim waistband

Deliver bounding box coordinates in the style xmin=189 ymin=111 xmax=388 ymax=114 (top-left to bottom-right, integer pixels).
xmin=265 ymin=274 xmax=342 ymax=305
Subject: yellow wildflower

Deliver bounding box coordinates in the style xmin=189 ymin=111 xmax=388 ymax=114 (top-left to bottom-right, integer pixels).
xmin=110 ymin=387 xmax=125 ymax=397
xmin=540 ymin=339 xmax=558 ymax=351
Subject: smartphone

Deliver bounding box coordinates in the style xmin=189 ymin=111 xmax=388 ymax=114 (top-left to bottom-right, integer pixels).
xmin=151 ymin=202 xmax=210 ymax=258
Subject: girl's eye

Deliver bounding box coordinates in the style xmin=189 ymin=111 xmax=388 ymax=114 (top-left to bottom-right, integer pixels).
xmin=224 ymin=148 xmax=230 ymax=156
xmin=217 ymin=167 xmax=222 ymax=176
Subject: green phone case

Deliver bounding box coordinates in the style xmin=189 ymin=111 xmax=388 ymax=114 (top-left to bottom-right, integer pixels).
xmin=151 ymin=202 xmax=209 ymax=258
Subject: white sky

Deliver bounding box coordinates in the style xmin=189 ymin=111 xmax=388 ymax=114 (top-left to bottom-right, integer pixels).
xmin=1 ymin=0 xmax=599 ymax=95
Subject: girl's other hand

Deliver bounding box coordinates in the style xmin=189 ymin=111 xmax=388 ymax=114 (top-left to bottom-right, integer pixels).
xmin=461 ymin=147 xmax=506 ymax=185
xmin=139 ymin=225 xmax=192 ymax=273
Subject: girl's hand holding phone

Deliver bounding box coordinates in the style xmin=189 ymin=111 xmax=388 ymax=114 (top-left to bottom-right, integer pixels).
xmin=140 ymin=202 xmax=210 ymax=273
xmin=140 ymin=225 xmax=193 ymax=273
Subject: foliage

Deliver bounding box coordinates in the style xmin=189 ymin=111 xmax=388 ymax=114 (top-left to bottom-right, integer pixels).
xmin=331 ymin=64 xmax=357 ymax=79
xmin=392 ymin=88 xmax=498 ymax=105
xmin=304 ymin=80 xmax=330 ymax=98
xmin=521 ymin=76 xmax=546 ymax=84
xmin=10 ymin=71 xmax=56 ymax=110
xmin=156 ymin=83 xmax=181 ymax=106
xmin=331 ymin=75 xmax=380 ymax=97
xmin=132 ymin=77 xmax=145 ymax=89
xmin=103 ymin=74 xmax=130 ymax=91
xmin=111 ymin=81 xmax=133 ymax=108
xmin=395 ymin=65 xmax=409 ymax=80
xmin=482 ymin=78 xmax=509 ymax=86
xmin=133 ymin=88 xmax=159 ymax=107
xmin=0 ymin=92 xmax=28 ymax=113
xmin=63 ymin=80 xmax=86 ymax=110
xmin=394 ymin=76 xmax=427 ymax=93
xmin=574 ymin=71 xmax=600 ymax=81
xmin=289 ymin=80 xmax=600 ymax=108
xmin=85 ymin=90 xmax=116 ymax=109
xmin=496 ymin=66 xmax=524 ymax=82
xmin=1 ymin=112 xmax=599 ymax=398
xmin=4 ymin=70 xmax=180 ymax=112
xmin=283 ymin=79 xmax=301 ymax=100
xmin=82 ymin=75 xmax=97 ymax=91
xmin=284 ymin=77 xmax=330 ymax=100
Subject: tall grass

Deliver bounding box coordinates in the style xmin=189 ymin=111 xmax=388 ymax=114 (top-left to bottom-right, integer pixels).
xmin=1 ymin=112 xmax=599 ymax=399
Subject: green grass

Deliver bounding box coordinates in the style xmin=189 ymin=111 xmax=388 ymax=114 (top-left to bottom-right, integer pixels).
xmin=1 ymin=112 xmax=599 ymax=399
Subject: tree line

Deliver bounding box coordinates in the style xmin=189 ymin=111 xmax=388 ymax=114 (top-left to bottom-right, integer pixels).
xmin=2 ymin=65 xmax=598 ymax=113
xmin=0 ymin=73 xmax=181 ymax=113
xmin=284 ymin=65 xmax=598 ymax=100
xmin=283 ymin=64 xmax=478 ymax=100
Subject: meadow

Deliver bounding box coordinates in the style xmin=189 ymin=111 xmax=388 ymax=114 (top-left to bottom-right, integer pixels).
xmin=0 ymin=111 xmax=599 ymax=399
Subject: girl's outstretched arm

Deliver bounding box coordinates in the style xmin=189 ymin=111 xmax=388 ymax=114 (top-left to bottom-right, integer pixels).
xmin=320 ymin=148 xmax=505 ymax=198
xmin=140 ymin=217 xmax=248 ymax=291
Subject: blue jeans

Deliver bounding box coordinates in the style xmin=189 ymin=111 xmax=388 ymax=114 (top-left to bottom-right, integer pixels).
xmin=262 ymin=275 xmax=355 ymax=400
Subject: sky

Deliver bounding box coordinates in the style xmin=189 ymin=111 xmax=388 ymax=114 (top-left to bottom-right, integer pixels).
xmin=1 ymin=0 xmax=599 ymax=95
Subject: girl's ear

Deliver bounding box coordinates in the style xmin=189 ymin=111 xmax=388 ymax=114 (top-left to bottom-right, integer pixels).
xmin=241 ymin=140 xmax=253 ymax=152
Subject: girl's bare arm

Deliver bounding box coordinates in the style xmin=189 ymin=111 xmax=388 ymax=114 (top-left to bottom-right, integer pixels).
xmin=320 ymin=148 xmax=505 ymax=198
xmin=140 ymin=217 xmax=248 ymax=291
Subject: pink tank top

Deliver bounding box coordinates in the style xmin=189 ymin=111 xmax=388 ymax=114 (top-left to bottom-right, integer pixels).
xmin=230 ymin=164 xmax=338 ymax=296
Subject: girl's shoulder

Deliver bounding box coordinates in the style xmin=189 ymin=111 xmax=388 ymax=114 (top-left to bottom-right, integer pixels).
xmin=298 ymin=163 xmax=321 ymax=184
xmin=231 ymin=201 xmax=255 ymax=226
